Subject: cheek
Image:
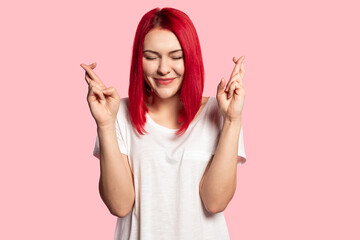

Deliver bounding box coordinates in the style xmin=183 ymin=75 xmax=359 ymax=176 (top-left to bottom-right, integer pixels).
xmin=142 ymin=61 xmax=155 ymax=75
xmin=174 ymin=61 xmax=185 ymax=75
xmin=142 ymin=63 xmax=149 ymax=75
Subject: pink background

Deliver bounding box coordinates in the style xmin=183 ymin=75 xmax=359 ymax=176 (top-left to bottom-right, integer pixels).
xmin=1 ymin=0 xmax=359 ymax=239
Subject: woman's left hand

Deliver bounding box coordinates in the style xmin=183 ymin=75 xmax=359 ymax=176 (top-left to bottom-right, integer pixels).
xmin=216 ymin=56 xmax=246 ymax=123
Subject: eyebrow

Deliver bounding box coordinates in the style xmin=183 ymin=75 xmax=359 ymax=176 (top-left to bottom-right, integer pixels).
xmin=143 ymin=49 xmax=183 ymax=55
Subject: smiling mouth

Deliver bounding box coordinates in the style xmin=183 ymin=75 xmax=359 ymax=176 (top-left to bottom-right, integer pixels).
xmin=155 ymin=78 xmax=176 ymax=81
xmin=155 ymin=78 xmax=176 ymax=85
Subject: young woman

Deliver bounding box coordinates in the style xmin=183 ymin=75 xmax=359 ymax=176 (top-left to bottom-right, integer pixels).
xmin=81 ymin=7 xmax=247 ymax=240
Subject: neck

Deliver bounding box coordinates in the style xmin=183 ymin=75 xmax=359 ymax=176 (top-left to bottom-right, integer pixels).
xmin=147 ymin=93 xmax=182 ymax=116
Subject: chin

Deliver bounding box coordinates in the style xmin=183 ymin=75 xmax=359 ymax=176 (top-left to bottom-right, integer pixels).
xmin=154 ymin=89 xmax=181 ymax=99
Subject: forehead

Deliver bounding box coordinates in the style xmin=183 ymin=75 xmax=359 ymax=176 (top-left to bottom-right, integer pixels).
xmin=143 ymin=28 xmax=182 ymax=52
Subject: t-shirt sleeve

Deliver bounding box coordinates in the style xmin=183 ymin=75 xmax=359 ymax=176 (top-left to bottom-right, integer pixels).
xmin=92 ymin=104 xmax=129 ymax=160
xmin=237 ymin=127 xmax=247 ymax=166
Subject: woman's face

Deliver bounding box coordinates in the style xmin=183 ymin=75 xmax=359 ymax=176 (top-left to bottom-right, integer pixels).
xmin=142 ymin=28 xmax=185 ymax=100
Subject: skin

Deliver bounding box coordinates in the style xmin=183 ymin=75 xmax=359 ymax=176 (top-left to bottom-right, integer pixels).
xmin=80 ymin=28 xmax=246 ymax=214
xmin=80 ymin=28 xmax=245 ymax=128
xmin=200 ymin=55 xmax=246 ymax=214
xmin=80 ymin=64 xmax=133 ymax=218
xmin=142 ymin=28 xmax=187 ymax=129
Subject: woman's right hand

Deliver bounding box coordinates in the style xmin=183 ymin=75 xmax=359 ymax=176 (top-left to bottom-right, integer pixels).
xmin=80 ymin=62 xmax=120 ymax=128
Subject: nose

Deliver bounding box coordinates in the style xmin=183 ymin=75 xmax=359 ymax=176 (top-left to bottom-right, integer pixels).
xmin=157 ymin=57 xmax=171 ymax=76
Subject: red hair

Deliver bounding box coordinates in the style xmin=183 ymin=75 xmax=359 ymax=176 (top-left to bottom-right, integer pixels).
xmin=128 ymin=7 xmax=205 ymax=136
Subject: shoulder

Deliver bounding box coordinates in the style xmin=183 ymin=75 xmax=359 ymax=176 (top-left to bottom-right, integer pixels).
xmin=116 ymin=97 xmax=130 ymax=123
xmin=120 ymin=97 xmax=129 ymax=108
xmin=206 ymin=96 xmax=216 ymax=106
xmin=118 ymin=97 xmax=129 ymax=113
xmin=201 ymin=96 xmax=217 ymax=111
xmin=205 ymin=96 xmax=219 ymax=113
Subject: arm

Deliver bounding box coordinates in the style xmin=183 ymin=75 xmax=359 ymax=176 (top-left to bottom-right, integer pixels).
xmin=199 ymin=119 xmax=241 ymax=214
xmin=200 ymin=55 xmax=246 ymax=214
xmin=80 ymin=63 xmax=135 ymax=217
xmin=97 ymin=124 xmax=135 ymax=218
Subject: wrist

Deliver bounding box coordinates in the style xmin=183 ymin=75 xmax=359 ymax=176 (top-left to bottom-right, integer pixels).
xmin=97 ymin=122 xmax=116 ymax=132
xmin=223 ymin=115 xmax=242 ymax=124
xmin=223 ymin=117 xmax=242 ymax=130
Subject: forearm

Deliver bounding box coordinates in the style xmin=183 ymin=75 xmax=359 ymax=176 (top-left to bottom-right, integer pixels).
xmin=200 ymin=119 xmax=241 ymax=213
xmin=97 ymin=124 xmax=135 ymax=217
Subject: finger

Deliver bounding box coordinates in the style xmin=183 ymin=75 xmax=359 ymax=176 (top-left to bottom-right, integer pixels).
xmin=81 ymin=63 xmax=99 ymax=80
xmin=240 ymin=61 xmax=245 ymax=82
xmin=81 ymin=62 xmax=97 ymax=73
xmin=228 ymin=80 xmax=241 ymax=99
xmin=83 ymin=63 xmax=96 ymax=85
xmin=216 ymin=77 xmax=226 ymax=96
xmin=234 ymin=55 xmax=245 ymax=64
xmin=89 ymin=80 xmax=104 ymax=91
xmin=86 ymin=71 xmax=106 ymax=89
xmin=102 ymin=86 xmax=120 ymax=101
xmin=80 ymin=63 xmax=106 ymax=87
xmin=88 ymin=85 xmax=105 ymax=101
xmin=85 ymin=71 xmax=105 ymax=89
xmin=85 ymin=72 xmax=92 ymax=85
xmin=230 ymin=56 xmax=245 ymax=79
xmin=225 ymin=73 xmax=241 ymax=92
xmin=81 ymin=62 xmax=96 ymax=68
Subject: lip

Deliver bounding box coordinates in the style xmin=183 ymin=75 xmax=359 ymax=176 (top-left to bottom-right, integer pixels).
xmin=155 ymin=77 xmax=176 ymax=85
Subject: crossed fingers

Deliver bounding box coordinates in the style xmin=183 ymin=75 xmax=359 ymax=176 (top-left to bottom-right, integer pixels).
xmin=80 ymin=62 xmax=107 ymax=90
xmin=225 ymin=56 xmax=245 ymax=98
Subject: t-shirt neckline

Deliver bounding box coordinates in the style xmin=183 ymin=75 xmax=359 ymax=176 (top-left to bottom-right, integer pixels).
xmin=145 ymin=97 xmax=212 ymax=133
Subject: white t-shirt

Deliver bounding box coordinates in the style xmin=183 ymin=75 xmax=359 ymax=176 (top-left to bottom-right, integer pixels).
xmin=93 ymin=96 xmax=247 ymax=240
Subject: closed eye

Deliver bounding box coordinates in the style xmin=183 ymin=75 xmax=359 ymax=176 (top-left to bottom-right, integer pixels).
xmin=144 ymin=56 xmax=157 ymax=60
xmin=144 ymin=56 xmax=182 ymax=60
